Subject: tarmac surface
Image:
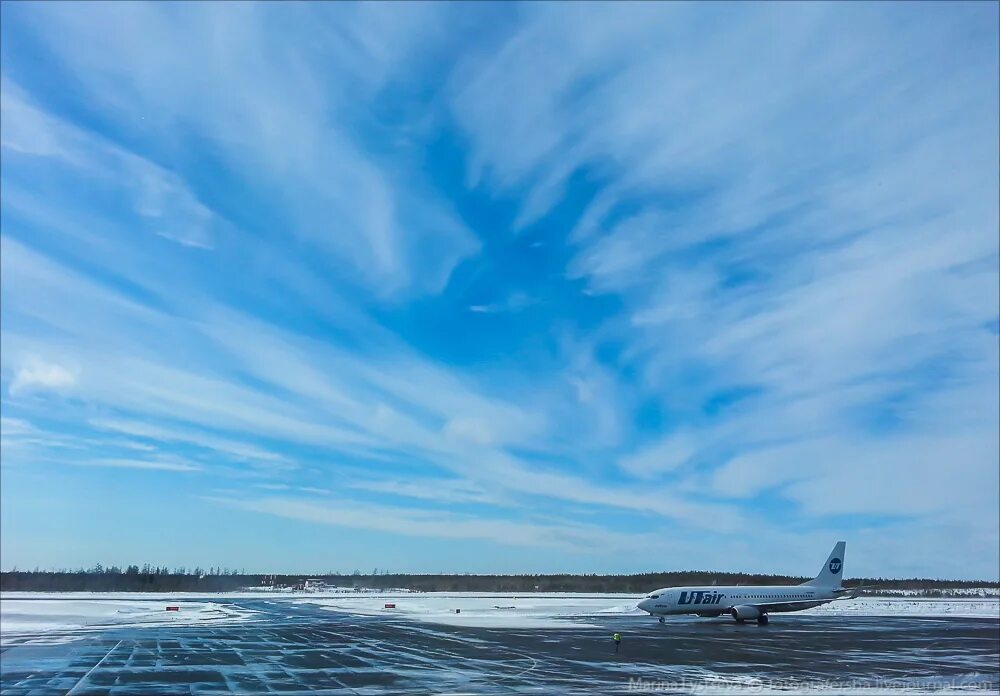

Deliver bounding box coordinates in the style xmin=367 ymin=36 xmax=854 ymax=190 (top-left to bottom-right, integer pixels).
xmin=1 ymin=598 xmax=998 ymax=694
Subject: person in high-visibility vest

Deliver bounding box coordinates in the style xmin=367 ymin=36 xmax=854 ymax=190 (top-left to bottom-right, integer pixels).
xmin=613 ymin=632 xmax=621 ymax=654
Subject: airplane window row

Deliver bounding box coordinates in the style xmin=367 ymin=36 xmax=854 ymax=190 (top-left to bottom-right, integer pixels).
xmin=735 ymin=594 xmax=812 ymax=599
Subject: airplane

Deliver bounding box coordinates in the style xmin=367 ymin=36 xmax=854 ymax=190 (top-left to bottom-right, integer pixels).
xmin=637 ymin=541 xmax=860 ymax=625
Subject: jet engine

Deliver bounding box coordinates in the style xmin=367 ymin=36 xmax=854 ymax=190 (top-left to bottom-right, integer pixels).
xmin=729 ymin=605 xmax=761 ymax=622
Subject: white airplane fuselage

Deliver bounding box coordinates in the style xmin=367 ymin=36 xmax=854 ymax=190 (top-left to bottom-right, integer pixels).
xmin=637 ymin=541 xmax=853 ymax=624
xmin=637 ymin=584 xmax=835 ymax=616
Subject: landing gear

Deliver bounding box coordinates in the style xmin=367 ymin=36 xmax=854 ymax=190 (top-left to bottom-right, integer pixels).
xmin=658 ymin=617 xmax=665 ymax=624
xmin=757 ymin=614 xmax=769 ymax=625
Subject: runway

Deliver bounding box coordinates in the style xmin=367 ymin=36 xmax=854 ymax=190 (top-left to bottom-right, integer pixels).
xmin=2 ymin=598 xmax=997 ymax=694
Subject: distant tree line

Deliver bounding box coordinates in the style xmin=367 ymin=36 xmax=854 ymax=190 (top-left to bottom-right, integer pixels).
xmin=1 ymin=566 xmax=996 ymax=593
xmin=0 ymin=564 xmax=255 ymax=592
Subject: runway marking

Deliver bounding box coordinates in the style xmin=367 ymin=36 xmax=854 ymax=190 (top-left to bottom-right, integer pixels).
xmin=66 ymin=638 xmax=122 ymax=695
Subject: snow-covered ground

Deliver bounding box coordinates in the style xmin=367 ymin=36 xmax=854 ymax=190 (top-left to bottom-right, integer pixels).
xmin=0 ymin=588 xmax=414 ymax=601
xmin=2 ymin=592 xmax=997 ymax=635
xmin=806 ymin=596 xmax=1000 ymax=618
xmin=0 ymin=596 xmax=256 ymax=641
xmin=294 ymin=592 xmax=1000 ymax=628
xmin=1 ymin=590 xmax=305 ymax=601
xmin=1 ymin=593 xmax=993 ymax=696
xmin=866 ymin=587 xmax=999 ymax=598
xmin=296 ymin=592 xmax=644 ymax=628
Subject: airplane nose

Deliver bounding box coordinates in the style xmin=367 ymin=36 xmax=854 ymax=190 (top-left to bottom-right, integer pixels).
xmin=637 ymin=599 xmax=651 ymax=612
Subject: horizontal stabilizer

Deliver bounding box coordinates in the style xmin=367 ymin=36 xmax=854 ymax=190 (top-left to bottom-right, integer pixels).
xmin=833 ymin=585 xmax=864 ymax=600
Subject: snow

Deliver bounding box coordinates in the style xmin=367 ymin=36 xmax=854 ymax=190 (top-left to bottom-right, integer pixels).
xmin=2 ymin=590 xmax=298 ymax=601
xmin=295 ymin=592 xmax=1000 ymax=627
xmin=0 ymin=588 xmax=419 ymax=601
xmin=2 ymin=591 xmax=996 ymax=636
xmin=867 ymin=587 xmax=999 ymax=598
xmin=296 ymin=592 xmax=645 ymax=628
xmin=0 ymin=597 xmax=256 ymax=641
xmin=805 ymin=597 xmax=1000 ymax=618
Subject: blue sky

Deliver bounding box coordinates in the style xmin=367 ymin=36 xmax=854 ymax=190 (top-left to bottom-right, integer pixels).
xmin=1 ymin=2 xmax=997 ymax=579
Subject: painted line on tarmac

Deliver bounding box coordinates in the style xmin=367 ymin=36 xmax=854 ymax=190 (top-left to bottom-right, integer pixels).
xmin=67 ymin=638 xmax=123 ymax=695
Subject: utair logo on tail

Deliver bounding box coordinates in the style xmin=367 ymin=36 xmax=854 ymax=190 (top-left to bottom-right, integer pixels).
xmin=829 ymin=558 xmax=842 ymax=574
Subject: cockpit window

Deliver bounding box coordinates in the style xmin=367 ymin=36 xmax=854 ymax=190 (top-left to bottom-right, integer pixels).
xmin=648 ymin=594 xmax=660 ymax=599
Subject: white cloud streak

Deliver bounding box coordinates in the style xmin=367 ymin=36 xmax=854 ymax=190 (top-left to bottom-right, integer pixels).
xmin=210 ymin=494 xmax=654 ymax=553
xmin=79 ymin=457 xmax=202 ymax=473
xmin=8 ymin=356 xmax=77 ymax=395
xmin=1 ymin=81 xmax=220 ymax=250
xmin=444 ymin=3 xmax=1000 ymax=576
xmin=8 ymin=3 xmax=479 ymax=298
xmin=1 ymin=2 xmax=995 ymax=576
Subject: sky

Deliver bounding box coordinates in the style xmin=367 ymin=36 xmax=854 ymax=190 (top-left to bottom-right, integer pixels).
xmin=1 ymin=2 xmax=997 ymax=579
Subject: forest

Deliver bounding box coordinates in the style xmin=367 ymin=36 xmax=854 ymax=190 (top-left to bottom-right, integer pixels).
xmin=2 ymin=565 xmax=996 ymax=594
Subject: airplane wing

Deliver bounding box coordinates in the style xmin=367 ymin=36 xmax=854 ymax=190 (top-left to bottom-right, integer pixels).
xmin=751 ymin=599 xmax=829 ymax=612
